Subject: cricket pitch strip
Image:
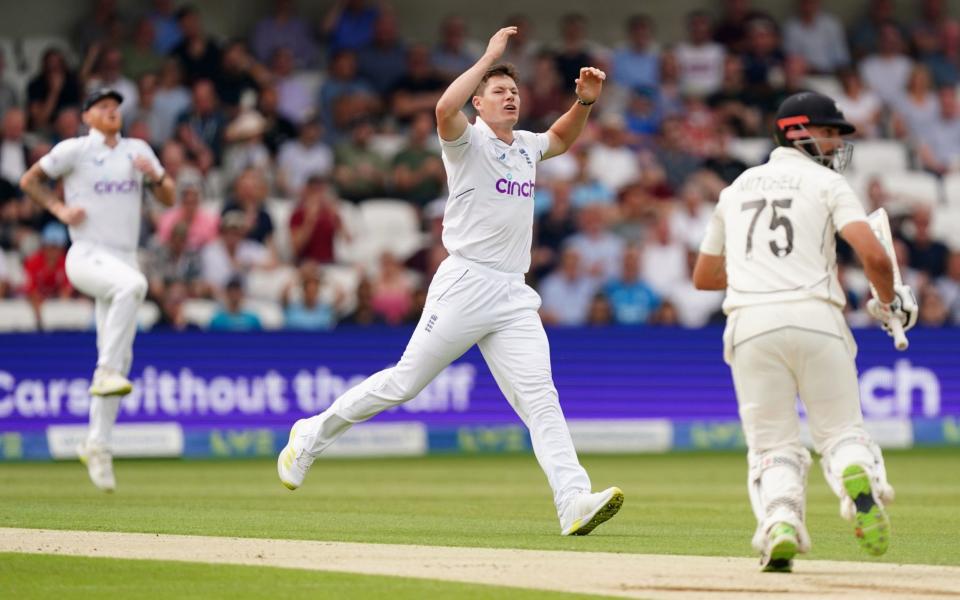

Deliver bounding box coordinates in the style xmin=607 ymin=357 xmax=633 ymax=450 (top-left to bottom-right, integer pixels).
xmin=2 ymin=527 xmax=959 ymax=599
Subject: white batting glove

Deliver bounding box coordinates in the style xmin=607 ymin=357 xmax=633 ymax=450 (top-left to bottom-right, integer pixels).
xmin=895 ymin=284 xmax=919 ymax=331
xmin=867 ymin=285 xmax=918 ymax=334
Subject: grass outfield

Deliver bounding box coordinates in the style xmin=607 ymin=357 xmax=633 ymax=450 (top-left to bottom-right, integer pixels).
xmin=1 ymin=449 xmax=958 ymax=565
xmin=0 ymin=553 xmax=615 ymax=600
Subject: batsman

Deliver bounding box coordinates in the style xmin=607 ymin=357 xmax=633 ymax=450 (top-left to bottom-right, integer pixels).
xmin=692 ymin=91 xmax=918 ymax=572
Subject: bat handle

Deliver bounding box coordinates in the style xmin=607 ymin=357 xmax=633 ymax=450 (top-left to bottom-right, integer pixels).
xmin=889 ymin=318 xmax=909 ymax=351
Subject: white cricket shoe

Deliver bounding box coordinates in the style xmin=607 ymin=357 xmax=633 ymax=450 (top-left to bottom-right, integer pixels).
xmin=77 ymin=443 xmax=116 ymax=492
xmin=88 ymin=369 xmax=133 ymax=397
xmin=277 ymin=419 xmax=315 ymax=491
xmin=560 ymin=486 xmax=624 ymax=536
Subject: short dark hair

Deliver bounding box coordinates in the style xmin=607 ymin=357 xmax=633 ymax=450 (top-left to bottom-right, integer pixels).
xmin=687 ymin=9 xmax=712 ymax=25
xmin=175 ymin=5 xmax=197 ymax=21
xmin=561 ymin=12 xmax=586 ymax=27
xmin=627 ymin=14 xmax=653 ymax=31
xmin=473 ymin=63 xmax=520 ymax=97
xmin=304 ymin=174 xmax=329 ymax=187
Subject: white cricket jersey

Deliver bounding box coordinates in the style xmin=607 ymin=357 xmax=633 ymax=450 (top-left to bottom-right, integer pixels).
xmin=700 ymin=147 xmax=867 ymax=314
xmin=439 ymin=117 xmax=551 ymax=274
xmin=39 ymin=129 xmax=163 ymax=252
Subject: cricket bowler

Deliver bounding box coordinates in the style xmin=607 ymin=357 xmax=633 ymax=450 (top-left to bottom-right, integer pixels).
xmin=278 ymin=27 xmax=623 ymax=536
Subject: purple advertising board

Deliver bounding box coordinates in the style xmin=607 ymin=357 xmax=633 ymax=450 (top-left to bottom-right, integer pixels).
xmin=1 ymin=326 xmax=957 ymax=427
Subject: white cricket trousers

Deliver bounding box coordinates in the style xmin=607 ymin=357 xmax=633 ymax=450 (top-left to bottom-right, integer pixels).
xmin=727 ymin=303 xmax=890 ymax=546
xmin=730 ymin=326 xmax=866 ymax=453
xmin=65 ymin=240 xmax=147 ymax=449
xmin=301 ymin=255 xmax=592 ymax=511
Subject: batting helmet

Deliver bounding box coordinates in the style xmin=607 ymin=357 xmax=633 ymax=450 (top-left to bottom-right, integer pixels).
xmin=774 ymin=91 xmax=855 ymax=171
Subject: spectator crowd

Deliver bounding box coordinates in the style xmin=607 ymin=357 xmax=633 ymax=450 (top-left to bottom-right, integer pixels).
xmin=0 ymin=0 xmax=959 ymax=331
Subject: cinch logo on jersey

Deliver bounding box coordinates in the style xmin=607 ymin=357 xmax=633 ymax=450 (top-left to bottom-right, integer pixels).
xmin=495 ymin=178 xmax=535 ymax=198
xmin=93 ymin=179 xmax=140 ymax=193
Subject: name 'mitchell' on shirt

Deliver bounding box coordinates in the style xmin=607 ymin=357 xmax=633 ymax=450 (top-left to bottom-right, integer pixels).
xmin=439 ymin=117 xmax=551 ymax=275
xmin=699 ymin=146 xmax=867 ymax=313
xmin=38 ymin=129 xmax=164 ymax=253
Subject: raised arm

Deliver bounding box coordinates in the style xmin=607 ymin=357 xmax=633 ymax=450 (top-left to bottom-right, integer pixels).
xmin=289 ymin=208 xmax=317 ymax=256
xmin=29 ymin=73 xmax=66 ymax=131
xmin=542 ymin=67 xmax=606 ymax=160
xmin=435 ymin=26 xmax=517 ymax=141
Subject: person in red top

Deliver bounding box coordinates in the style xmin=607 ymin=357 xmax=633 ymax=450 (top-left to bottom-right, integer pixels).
xmin=23 ymin=222 xmax=73 ymax=314
xmin=289 ymin=175 xmax=345 ymax=263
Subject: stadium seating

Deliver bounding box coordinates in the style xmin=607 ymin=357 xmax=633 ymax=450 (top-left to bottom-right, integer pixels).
xmin=323 ymin=263 xmax=361 ymax=315
xmin=138 ymin=301 xmax=160 ymax=331
xmin=182 ymin=299 xmax=218 ymax=328
xmin=244 ymin=298 xmax=284 ymax=329
xmin=0 ymin=38 xmax=30 ymax=94
xmin=0 ymin=299 xmax=38 ymax=331
xmin=2 ymin=299 xmax=157 ymax=332
xmin=0 ymin=4 xmax=955 ymax=337
xmin=369 ymin=133 xmax=407 ymax=162
xmin=803 ymin=75 xmax=843 ymax=101
xmin=19 ymin=35 xmax=77 ymax=74
xmin=943 ymin=172 xmax=960 ymax=209
xmin=727 ymin=138 xmax=772 ymax=166
xmin=844 ymin=171 xmax=873 ymax=209
xmin=333 ymin=201 xmax=363 ymax=265
xmin=355 ymin=199 xmax=426 ymax=268
xmin=265 ymin=198 xmax=294 ymax=262
xmin=0 ymin=37 xmax=16 ymax=71
xmin=246 ymin=265 xmax=297 ymax=302
xmin=2 ymin=69 xmax=30 ymax=106
xmin=849 ymin=140 xmax=910 ymax=174
xmin=932 ymin=205 xmax=960 ymax=250
xmin=3 ymin=250 xmax=25 ymax=289
xmin=847 ymin=170 xmax=943 ymax=211
xmin=39 ymin=299 xmax=94 ymax=331
xmin=880 ymin=171 xmax=942 ymax=207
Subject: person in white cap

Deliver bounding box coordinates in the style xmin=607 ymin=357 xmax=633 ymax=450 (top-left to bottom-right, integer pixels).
xmin=278 ymin=27 xmax=624 ymax=536
xmin=20 ymin=88 xmax=175 ymax=491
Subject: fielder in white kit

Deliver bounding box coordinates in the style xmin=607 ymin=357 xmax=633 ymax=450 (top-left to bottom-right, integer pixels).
xmin=278 ymin=27 xmax=624 ymax=536
xmin=20 ymin=89 xmax=175 ymax=491
xmin=693 ymin=91 xmax=918 ymax=571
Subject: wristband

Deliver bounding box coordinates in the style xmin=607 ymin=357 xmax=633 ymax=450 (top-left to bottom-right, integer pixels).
xmin=576 ymin=96 xmax=596 ymax=106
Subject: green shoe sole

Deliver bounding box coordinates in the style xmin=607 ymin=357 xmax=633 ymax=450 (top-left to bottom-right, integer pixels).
xmin=842 ymin=464 xmax=890 ymax=556
xmin=762 ymin=523 xmax=798 ymax=573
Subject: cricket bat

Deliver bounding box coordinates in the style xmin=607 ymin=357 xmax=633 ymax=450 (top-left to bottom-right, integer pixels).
xmin=867 ymin=208 xmax=908 ymax=351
